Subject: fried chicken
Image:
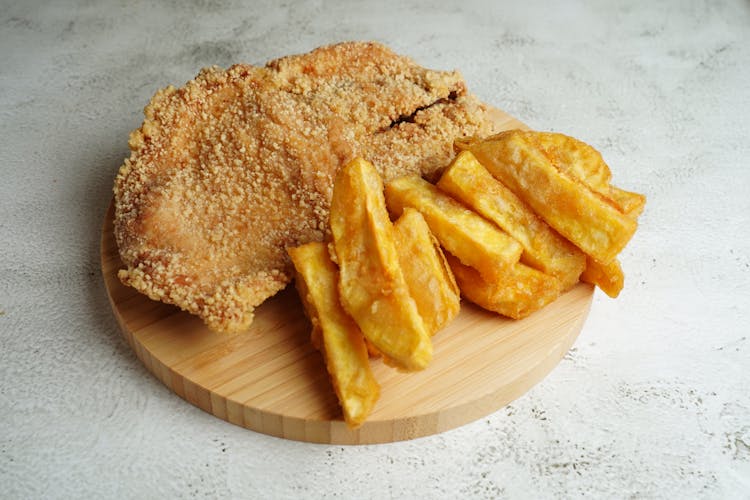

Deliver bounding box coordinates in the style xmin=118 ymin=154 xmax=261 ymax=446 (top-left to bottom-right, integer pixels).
xmin=114 ymin=41 xmax=492 ymax=332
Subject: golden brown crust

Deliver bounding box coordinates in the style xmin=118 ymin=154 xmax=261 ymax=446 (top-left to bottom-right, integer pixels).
xmin=114 ymin=41 xmax=492 ymax=333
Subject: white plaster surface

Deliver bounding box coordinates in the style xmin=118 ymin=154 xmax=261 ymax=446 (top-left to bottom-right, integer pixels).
xmin=1 ymin=0 xmax=749 ymax=498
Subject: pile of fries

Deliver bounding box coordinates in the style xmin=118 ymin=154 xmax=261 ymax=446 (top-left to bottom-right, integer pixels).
xmin=287 ymin=130 xmax=645 ymax=427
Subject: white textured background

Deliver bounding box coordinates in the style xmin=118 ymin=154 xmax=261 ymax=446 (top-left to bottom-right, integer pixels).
xmin=1 ymin=0 xmax=749 ymax=498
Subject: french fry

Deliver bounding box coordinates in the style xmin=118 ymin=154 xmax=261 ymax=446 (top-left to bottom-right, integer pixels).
xmin=460 ymin=130 xmax=638 ymax=264
xmin=445 ymin=253 xmax=561 ymax=320
xmin=607 ymin=186 xmax=646 ymax=219
xmin=580 ymin=255 xmax=625 ymax=298
xmin=385 ymin=176 xmax=523 ymax=283
xmin=393 ymin=208 xmax=460 ymax=335
xmin=330 ymin=158 xmax=432 ymax=372
xmin=437 ymin=151 xmax=585 ymax=290
xmin=528 ymin=132 xmax=612 ymax=192
xmin=529 ymin=132 xmax=646 ymax=219
xmin=287 ymin=242 xmax=380 ymax=428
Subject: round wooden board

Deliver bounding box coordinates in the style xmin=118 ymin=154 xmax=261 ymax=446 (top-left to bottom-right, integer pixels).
xmin=101 ymin=107 xmax=594 ymax=444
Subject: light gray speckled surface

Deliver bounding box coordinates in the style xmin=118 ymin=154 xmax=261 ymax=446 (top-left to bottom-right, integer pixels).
xmin=1 ymin=1 xmax=749 ymax=498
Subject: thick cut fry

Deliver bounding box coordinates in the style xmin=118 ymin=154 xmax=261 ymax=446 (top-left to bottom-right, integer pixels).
xmin=445 ymin=253 xmax=561 ymax=320
xmin=287 ymin=242 xmax=380 ymax=428
xmin=607 ymin=186 xmax=646 ymax=219
xmin=459 ymin=130 xmax=638 ymax=264
xmin=393 ymin=208 xmax=460 ymax=335
xmin=580 ymin=255 xmax=624 ymax=298
xmin=437 ymin=151 xmax=585 ymax=290
xmin=528 ymin=132 xmax=646 ymax=219
xmin=528 ymin=132 xmax=612 ymax=192
xmin=385 ymin=176 xmax=523 ymax=283
xmin=330 ymin=158 xmax=432 ymax=372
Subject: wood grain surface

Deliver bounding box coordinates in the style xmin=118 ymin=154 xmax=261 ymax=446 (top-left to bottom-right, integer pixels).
xmin=101 ymin=107 xmax=594 ymax=444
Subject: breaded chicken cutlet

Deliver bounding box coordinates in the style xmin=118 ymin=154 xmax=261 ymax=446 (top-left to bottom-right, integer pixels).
xmin=114 ymin=41 xmax=492 ymax=332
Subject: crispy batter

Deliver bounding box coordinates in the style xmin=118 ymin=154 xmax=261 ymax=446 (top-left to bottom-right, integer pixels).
xmin=114 ymin=42 xmax=492 ymax=332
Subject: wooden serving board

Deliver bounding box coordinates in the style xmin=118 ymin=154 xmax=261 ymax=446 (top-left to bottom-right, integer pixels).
xmin=101 ymin=107 xmax=594 ymax=444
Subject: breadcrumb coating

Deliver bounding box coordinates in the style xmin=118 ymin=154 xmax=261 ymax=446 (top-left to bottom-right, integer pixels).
xmin=113 ymin=41 xmax=492 ymax=333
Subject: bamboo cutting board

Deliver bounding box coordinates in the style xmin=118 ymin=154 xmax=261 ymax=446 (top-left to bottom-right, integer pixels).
xmin=101 ymin=107 xmax=594 ymax=444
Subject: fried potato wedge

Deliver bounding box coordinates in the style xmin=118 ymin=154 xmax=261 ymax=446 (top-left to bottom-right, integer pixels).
xmin=528 ymin=132 xmax=646 ymax=219
xmin=287 ymin=242 xmax=380 ymax=428
xmin=608 ymin=186 xmax=646 ymax=219
xmin=330 ymin=158 xmax=432 ymax=372
xmin=527 ymin=132 xmax=612 ymax=192
xmin=437 ymin=151 xmax=585 ymax=290
xmin=445 ymin=253 xmax=561 ymax=320
xmin=580 ymin=255 xmax=625 ymax=298
xmin=385 ymin=176 xmax=523 ymax=283
xmin=393 ymin=208 xmax=460 ymax=335
xmin=457 ymin=130 xmax=638 ymax=264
